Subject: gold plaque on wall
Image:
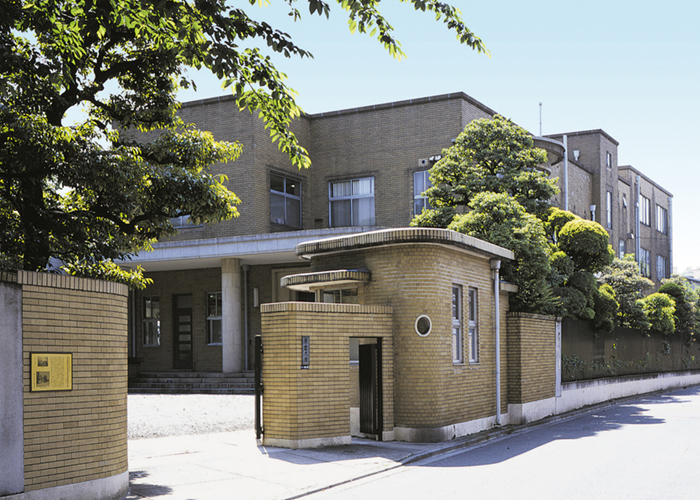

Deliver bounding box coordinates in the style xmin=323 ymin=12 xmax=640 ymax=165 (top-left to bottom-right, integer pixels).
xmin=30 ymin=353 xmax=73 ymax=392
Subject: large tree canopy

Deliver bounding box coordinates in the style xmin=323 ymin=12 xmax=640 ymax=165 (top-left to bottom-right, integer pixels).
xmin=0 ymin=0 xmax=486 ymax=284
xmin=412 ymin=114 xmax=558 ymax=228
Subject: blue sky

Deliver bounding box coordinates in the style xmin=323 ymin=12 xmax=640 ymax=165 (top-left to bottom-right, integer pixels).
xmin=178 ymin=0 xmax=699 ymax=274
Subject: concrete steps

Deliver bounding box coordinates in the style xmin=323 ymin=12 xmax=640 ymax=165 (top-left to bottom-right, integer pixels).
xmin=129 ymin=371 xmax=255 ymax=394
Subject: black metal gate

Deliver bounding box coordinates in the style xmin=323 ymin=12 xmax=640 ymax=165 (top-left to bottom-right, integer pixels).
xmin=359 ymin=340 xmax=383 ymax=439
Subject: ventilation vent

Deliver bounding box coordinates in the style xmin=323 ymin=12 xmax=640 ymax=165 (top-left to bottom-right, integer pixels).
xmin=415 ymin=315 xmax=432 ymax=337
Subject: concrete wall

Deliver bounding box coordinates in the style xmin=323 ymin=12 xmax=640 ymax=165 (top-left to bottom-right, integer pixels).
xmin=1 ymin=271 xmax=128 ymax=500
xmin=0 ymin=279 xmax=23 ymax=496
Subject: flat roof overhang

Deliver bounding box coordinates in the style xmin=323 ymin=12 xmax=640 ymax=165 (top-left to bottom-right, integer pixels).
xmin=118 ymin=227 xmax=377 ymax=272
xmin=281 ymin=269 xmax=371 ymax=291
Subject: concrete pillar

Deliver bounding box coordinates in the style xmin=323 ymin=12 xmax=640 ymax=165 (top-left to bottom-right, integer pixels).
xmin=0 ymin=281 xmax=24 ymax=495
xmin=222 ymin=258 xmax=243 ymax=372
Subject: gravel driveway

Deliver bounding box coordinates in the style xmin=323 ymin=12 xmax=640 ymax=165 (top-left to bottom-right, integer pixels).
xmin=127 ymin=394 xmax=255 ymax=440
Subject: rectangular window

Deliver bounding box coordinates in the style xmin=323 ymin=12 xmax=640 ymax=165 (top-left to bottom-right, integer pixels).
xmin=207 ymin=292 xmax=222 ymax=345
xmin=329 ymin=177 xmax=375 ymax=227
xmin=321 ymin=288 xmax=358 ymax=304
xmin=452 ymin=285 xmax=463 ymax=364
xmin=640 ymin=195 xmax=651 ymax=226
xmin=656 ymin=255 xmax=668 ymax=281
xmin=468 ymin=288 xmax=478 ymax=364
xmin=413 ymin=170 xmax=433 ymax=216
xmin=639 ymin=248 xmax=651 ymax=277
xmin=619 ymin=239 xmax=626 ymax=259
xmin=270 ymin=173 xmax=301 ymax=228
xmin=606 ymin=191 xmax=613 ymax=229
xmin=656 ymin=205 xmax=668 ymax=234
xmin=142 ymin=296 xmax=161 ymax=346
xmin=606 ymin=151 xmax=612 ymax=168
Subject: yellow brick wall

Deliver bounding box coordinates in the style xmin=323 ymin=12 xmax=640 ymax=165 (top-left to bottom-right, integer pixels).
xmin=310 ymin=243 xmax=509 ymax=430
xmin=506 ymin=312 xmax=557 ymax=404
xmin=261 ymin=303 xmax=393 ymax=442
xmin=19 ymin=271 xmax=128 ymax=492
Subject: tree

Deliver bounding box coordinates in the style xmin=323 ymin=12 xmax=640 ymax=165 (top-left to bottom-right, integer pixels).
xmin=1 ymin=0 xmax=486 ymax=285
xmin=659 ymin=277 xmax=700 ymax=340
xmin=556 ymin=218 xmax=614 ymax=273
xmin=597 ymin=255 xmax=653 ymax=330
xmin=412 ymin=114 xmax=558 ymax=228
xmin=640 ymin=292 xmax=676 ymax=336
xmin=447 ymin=192 xmax=555 ymax=313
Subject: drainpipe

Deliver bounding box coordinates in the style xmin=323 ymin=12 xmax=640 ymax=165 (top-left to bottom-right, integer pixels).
xmin=635 ymin=175 xmax=641 ymax=264
xmin=491 ymin=259 xmax=502 ymax=426
xmin=668 ymin=196 xmax=673 ymax=274
xmin=242 ymin=264 xmax=250 ymax=371
xmin=563 ymin=135 xmax=568 ymax=211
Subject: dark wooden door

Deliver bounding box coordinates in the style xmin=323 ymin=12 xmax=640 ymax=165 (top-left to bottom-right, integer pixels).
xmin=359 ymin=341 xmax=383 ymax=438
xmin=173 ymin=294 xmax=193 ymax=369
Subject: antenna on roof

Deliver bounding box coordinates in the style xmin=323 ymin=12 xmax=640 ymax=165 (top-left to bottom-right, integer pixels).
xmin=539 ymin=102 xmax=542 ymax=136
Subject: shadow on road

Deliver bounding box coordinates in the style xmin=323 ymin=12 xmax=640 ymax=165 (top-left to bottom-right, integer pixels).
xmin=420 ymin=385 xmax=700 ymax=468
xmin=126 ymin=470 xmax=174 ymax=499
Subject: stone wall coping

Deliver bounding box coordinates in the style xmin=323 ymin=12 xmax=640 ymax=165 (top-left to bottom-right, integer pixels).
xmin=0 ymin=270 xmax=128 ymax=296
xmin=261 ymin=302 xmax=393 ymax=315
xmin=295 ymin=227 xmax=515 ymax=261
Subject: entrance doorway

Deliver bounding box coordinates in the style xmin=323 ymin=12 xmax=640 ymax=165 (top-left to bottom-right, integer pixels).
xmin=173 ymin=294 xmax=193 ymax=369
xmin=358 ymin=339 xmax=383 ymax=439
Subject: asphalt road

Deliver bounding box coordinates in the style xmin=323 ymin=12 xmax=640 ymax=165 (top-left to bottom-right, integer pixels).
xmin=307 ymin=385 xmax=700 ymax=500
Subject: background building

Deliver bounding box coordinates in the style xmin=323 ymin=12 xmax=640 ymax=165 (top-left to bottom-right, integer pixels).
xmin=124 ymin=92 xmax=672 ymax=379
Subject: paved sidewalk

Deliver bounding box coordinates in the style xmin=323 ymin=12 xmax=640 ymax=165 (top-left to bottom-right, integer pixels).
xmin=125 ymin=392 xmax=662 ymax=500
xmin=127 ymin=431 xmax=450 ymax=500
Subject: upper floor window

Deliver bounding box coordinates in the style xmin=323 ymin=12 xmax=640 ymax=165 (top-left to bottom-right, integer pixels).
xmin=207 ymin=292 xmax=222 ymax=345
xmin=452 ymin=285 xmax=463 ymax=364
xmin=606 ymin=191 xmax=613 ymax=229
xmin=468 ymin=288 xmax=478 ymax=364
xmin=656 ymin=205 xmax=668 ymax=234
xmin=413 ymin=170 xmax=433 ymax=216
xmin=639 ymin=248 xmax=651 ymax=277
xmin=270 ymin=173 xmax=301 ymax=228
xmin=329 ymin=177 xmax=375 ymax=227
xmin=142 ymin=296 xmax=161 ymax=347
xmin=606 ymin=151 xmax=612 ymax=168
xmin=640 ymin=195 xmax=651 ymax=226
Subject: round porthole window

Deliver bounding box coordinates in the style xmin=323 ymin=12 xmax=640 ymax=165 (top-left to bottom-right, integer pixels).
xmin=415 ymin=315 xmax=432 ymax=337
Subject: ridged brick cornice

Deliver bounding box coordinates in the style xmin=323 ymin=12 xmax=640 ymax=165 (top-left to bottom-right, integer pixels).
xmin=295 ymin=227 xmax=514 ymax=261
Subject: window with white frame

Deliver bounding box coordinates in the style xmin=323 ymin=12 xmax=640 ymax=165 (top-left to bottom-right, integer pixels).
xmin=142 ymin=296 xmax=161 ymax=346
xmin=452 ymin=285 xmax=463 ymax=364
xmin=606 ymin=151 xmax=612 ymax=168
xmin=640 ymin=195 xmax=651 ymax=226
xmin=619 ymin=239 xmax=626 ymax=259
xmin=468 ymin=288 xmax=478 ymax=364
xmin=329 ymin=177 xmax=375 ymax=227
xmin=656 ymin=255 xmax=668 ymax=281
xmin=656 ymin=205 xmax=668 ymax=234
xmin=270 ymin=173 xmax=301 ymax=228
xmin=639 ymin=248 xmax=651 ymax=277
xmin=606 ymin=191 xmax=613 ymax=229
xmin=413 ymin=170 xmax=433 ymax=216
xmin=207 ymin=292 xmax=222 ymax=345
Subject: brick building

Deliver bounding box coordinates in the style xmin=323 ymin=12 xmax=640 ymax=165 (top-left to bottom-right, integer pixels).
xmin=124 ymin=92 xmax=672 ymax=380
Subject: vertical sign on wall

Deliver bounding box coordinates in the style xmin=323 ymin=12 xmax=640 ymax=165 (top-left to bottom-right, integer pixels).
xmin=301 ymin=336 xmax=310 ymax=369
